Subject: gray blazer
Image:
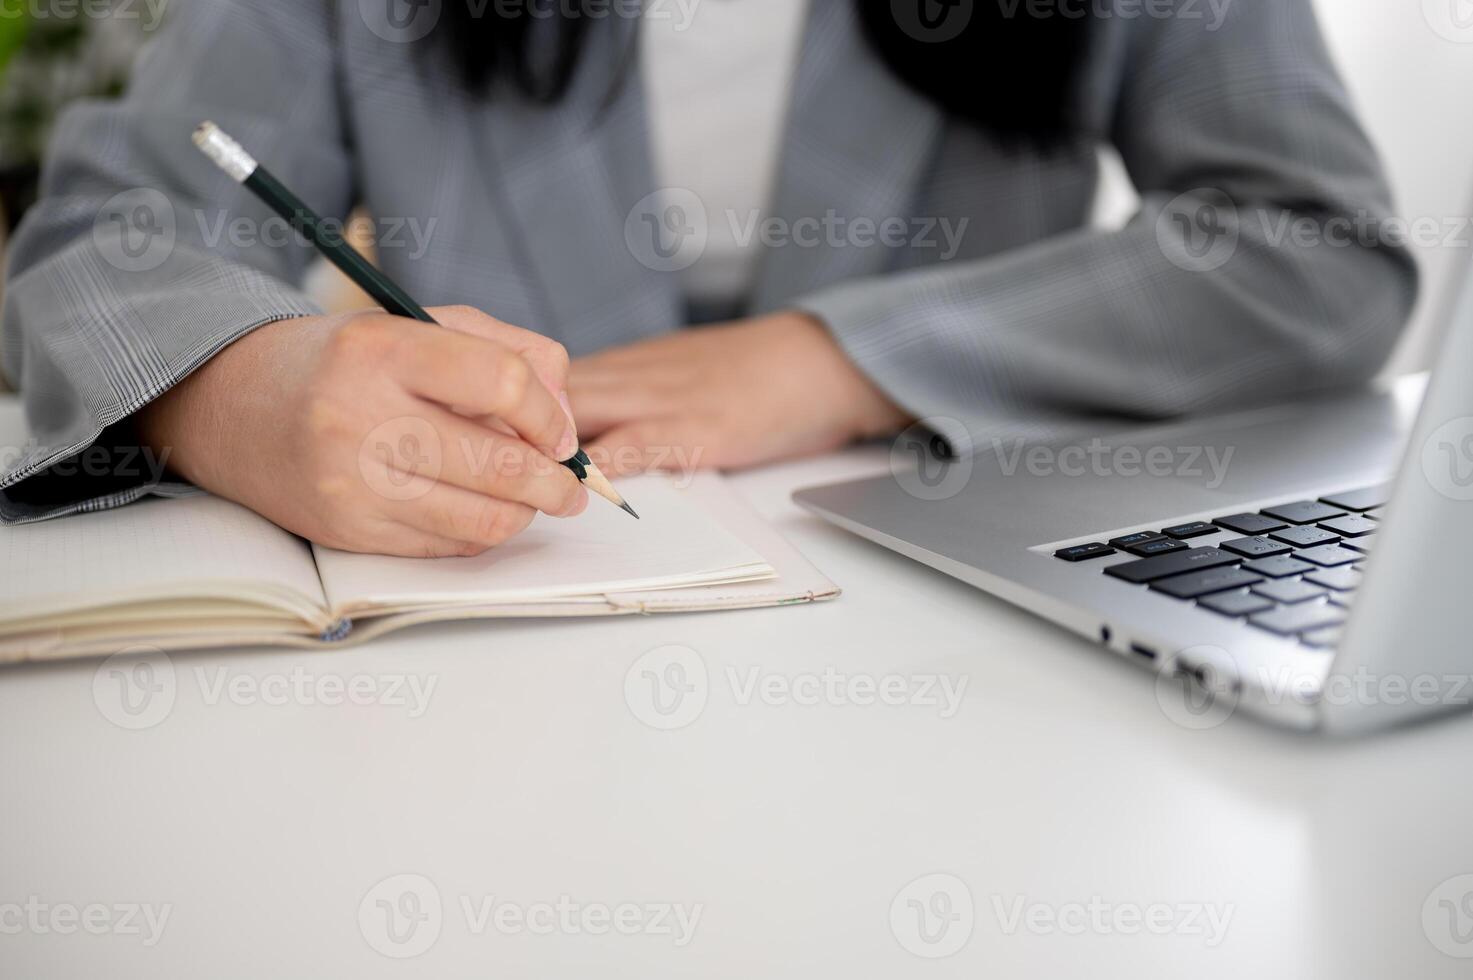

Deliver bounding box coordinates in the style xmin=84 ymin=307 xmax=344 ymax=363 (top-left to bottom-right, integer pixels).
xmin=0 ymin=0 xmax=1416 ymax=522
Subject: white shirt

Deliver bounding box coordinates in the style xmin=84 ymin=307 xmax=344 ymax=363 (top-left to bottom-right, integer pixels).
xmin=640 ymin=0 xmax=811 ymax=304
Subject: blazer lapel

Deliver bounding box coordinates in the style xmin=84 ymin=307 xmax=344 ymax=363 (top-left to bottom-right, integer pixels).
xmin=474 ymin=15 xmax=684 ymax=354
xmin=750 ymin=1 xmax=945 ymax=314
xmin=474 ymin=3 xmax=945 ymax=345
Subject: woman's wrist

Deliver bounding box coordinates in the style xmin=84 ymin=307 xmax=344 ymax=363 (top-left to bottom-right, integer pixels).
xmin=135 ymin=316 xmax=302 ymax=493
xmin=773 ymin=310 xmax=911 ymax=440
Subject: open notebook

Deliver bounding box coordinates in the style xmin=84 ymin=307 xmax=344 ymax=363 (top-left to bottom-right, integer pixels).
xmin=0 ymin=473 xmax=837 ymax=663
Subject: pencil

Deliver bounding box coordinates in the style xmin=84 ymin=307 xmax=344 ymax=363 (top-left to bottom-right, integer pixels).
xmin=191 ymin=120 xmax=637 ymax=520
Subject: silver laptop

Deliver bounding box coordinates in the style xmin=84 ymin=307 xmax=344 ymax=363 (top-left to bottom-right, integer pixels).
xmin=795 ymin=270 xmax=1473 ymax=734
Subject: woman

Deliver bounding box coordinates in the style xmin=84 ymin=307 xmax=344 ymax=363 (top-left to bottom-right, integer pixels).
xmin=0 ymin=0 xmax=1415 ymax=556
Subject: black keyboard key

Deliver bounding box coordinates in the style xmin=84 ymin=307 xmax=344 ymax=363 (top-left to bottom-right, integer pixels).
xmin=1261 ymin=500 xmax=1346 ymax=524
xmin=1104 ymin=547 xmax=1240 ymax=584
xmin=1269 ymin=525 xmax=1340 ymax=548
xmin=1304 ymin=566 xmax=1362 ymax=592
xmin=1320 ymin=485 xmax=1390 ymax=512
xmin=1128 ymin=537 xmax=1189 ymax=557
xmin=1161 ymin=521 xmax=1217 ymax=540
xmin=1241 ymin=555 xmax=1315 ymax=578
xmin=1220 ymin=536 xmax=1292 ymax=558
xmin=1056 ymin=542 xmax=1115 ymax=562
xmin=1109 ymin=531 xmax=1165 ymax=550
xmin=1214 ymin=513 xmax=1289 ymax=535
xmin=1365 ymin=510 xmax=1383 ymax=521
xmin=1250 ymin=601 xmax=1347 ymax=636
xmin=1317 ymin=515 xmax=1377 ymax=538
xmin=1252 ymin=579 xmax=1328 ymax=604
xmin=1296 ymin=544 xmax=1362 ymax=567
xmin=1198 ymin=590 xmax=1276 ymax=618
xmin=1343 ymin=537 xmax=1374 ymax=555
xmin=1150 ymin=567 xmax=1263 ymax=599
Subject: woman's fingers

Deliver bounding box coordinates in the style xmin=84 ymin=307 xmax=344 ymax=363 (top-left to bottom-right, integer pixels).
xmin=344 ymin=522 xmax=480 ymax=559
xmin=428 ymin=305 xmax=572 ymax=399
xmin=373 ymin=472 xmax=541 ymax=552
xmin=584 ymin=418 xmax=717 ymax=476
xmin=405 ymin=404 xmax=588 ymax=518
xmin=567 ymin=366 xmax=679 ymax=437
xmin=382 ymin=318 xmax=577 ymax=460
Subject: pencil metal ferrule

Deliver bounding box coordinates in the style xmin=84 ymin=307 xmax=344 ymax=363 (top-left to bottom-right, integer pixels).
xmin=192 ymin=121 xmax=257 ymax=182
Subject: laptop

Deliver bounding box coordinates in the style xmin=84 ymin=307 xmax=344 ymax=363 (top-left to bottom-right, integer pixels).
xmin=794 ymin=271 xmax=1473 ymax=734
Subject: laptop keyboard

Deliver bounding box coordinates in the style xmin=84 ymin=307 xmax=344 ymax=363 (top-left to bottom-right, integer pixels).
xmin=1053 ymin=484 xmax=1390 ymax=649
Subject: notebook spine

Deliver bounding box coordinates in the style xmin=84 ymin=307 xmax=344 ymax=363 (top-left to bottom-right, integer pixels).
xmin=319 ymin=618 xmax=353 ymax=643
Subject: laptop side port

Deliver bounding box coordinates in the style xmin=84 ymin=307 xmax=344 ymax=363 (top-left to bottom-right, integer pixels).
xmin=1129 ymin=642 xmax=1159 ymax=661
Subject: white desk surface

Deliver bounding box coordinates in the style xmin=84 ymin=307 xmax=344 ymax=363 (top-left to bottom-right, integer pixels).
xmin=1 ymin=401 xmax=1471 ymax=978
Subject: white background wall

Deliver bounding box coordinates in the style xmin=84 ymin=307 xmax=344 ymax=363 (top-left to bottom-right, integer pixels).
xmin=1097 ymin=0 xmax=1473 ymax=373
xmin=1317 ymin=0 xmax=1473 ymax=372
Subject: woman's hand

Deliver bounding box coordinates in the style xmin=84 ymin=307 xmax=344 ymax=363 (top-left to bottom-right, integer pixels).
xmin=568 ymin=311 xmax=911 ymax=475
xmin=137 ymin=305 xmax=589 ymax=557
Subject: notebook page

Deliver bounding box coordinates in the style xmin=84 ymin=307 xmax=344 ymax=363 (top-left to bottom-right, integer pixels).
xmin=0 ymin=495 xmax=327 ymax=622
xmin=607 ymin=473 xmax=839 ymax=611
xmin=312 ymin=474 xmax=771 ymax=613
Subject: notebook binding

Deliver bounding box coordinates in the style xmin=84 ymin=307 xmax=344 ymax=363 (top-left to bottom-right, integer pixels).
xmin=319 ymin=618 xmax=353 ymax=643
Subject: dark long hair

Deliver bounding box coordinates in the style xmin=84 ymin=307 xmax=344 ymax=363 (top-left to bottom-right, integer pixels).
xmin=434 ymin=1 xmax=1093 ymax=147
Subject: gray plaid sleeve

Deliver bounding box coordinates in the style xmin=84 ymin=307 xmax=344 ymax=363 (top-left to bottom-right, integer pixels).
xmin=796 ymin=0 xmax=1418 ymax=452
xmin=0 ymin=0 xmax=350 ymax=522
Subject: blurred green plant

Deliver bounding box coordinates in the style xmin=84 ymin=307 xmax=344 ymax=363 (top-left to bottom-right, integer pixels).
xmin=0 ymin=1 xmax=155 ymax=226
xmin=0 ymin=10 xmax=31 ymax=76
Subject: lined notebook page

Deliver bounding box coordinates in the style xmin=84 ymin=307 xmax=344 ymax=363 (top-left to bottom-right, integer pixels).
xmin=313 ymin=474 xmax=771 ymax=612
xmin=0 ymin=495 xmax=326 ymax=618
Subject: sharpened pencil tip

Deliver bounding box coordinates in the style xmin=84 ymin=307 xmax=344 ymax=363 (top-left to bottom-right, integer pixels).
xmin=578 ymin=461 xmax=639 ymax=519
